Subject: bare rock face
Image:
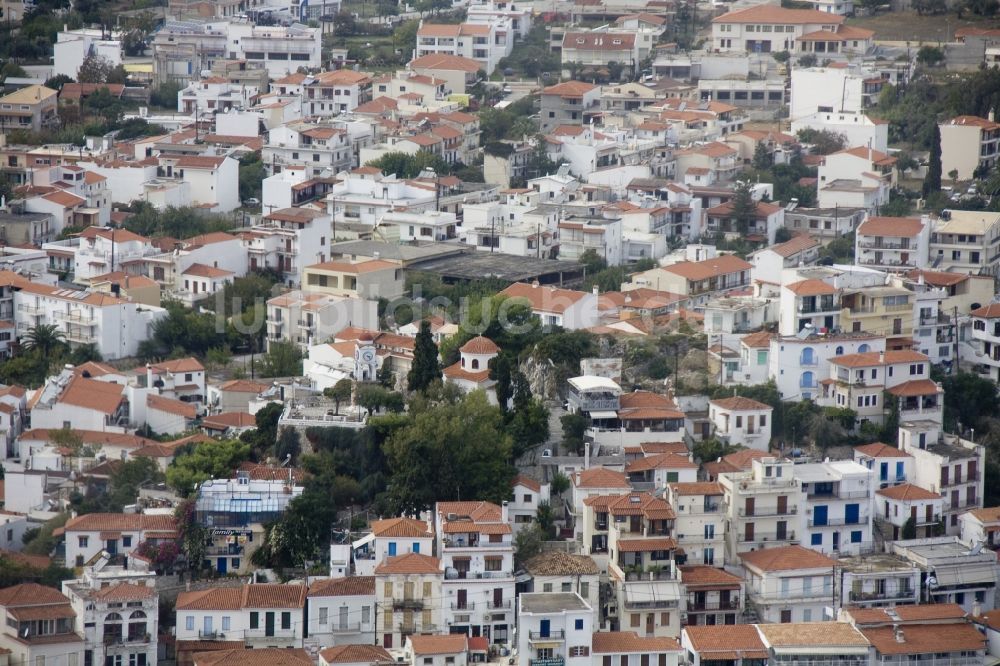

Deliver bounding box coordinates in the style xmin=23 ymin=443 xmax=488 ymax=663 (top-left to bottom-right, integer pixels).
xmin=521 ymin=353 xmax=560 ymax=401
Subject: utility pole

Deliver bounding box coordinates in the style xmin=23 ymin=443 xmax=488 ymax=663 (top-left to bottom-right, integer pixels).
xmin=953 ymin=305 xmax=959 ymax=373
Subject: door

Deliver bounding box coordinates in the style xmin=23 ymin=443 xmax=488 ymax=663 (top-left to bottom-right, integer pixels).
xmin=539 ymin=619 xmax=550 ymax=638
xmin=880 ymin=462 xmax=888 ymax=482
xmin=383 ymin=634 xmax=392 ymax=648
xmin=776 ymin=520 xmax=787 ymax=541
xmin=776 ymin=495 xmax=787 ymax=515
xmin=493 ymin=588 xmax=503 ymax=609
xmin=895 ymin=461 xmax=904 ymax=481
xmin=645 ymin=613 xmax=654 ymax=636
xmin=744 ymin=497 xmax=755 ymax=517
xmin=457 ymin=589 xmax=467 ymax=610
xmin=217 ymin=557 xmax=227 ymax=574
xmin=265 ymin=612 xmax=275 ymax=637
xmin=813 ymin=505 xmax=828 ymax=526
xmin=926 ymin=504 xmax=934 ymax=524
xmin=388 ymin=542 xmax=397 ymax=556
xmin=832 ymin=531 xmax=840 ymax=551
xmin=780 ymin=610 xmax=792 ymax=623
xmin=744 ymin=522 xmax=754 ymax=542
xmin=106 ymin=539 xmax=118 ymax=555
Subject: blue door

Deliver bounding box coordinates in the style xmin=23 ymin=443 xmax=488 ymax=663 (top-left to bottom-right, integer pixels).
xmin=813 ymin=505 xmax=828 ymax=526
xmin=388 ymin=542 xmax=397 ymax=556
xmin=539 ymin=620 xmax=550 ymax=638
xmin=845 ymin=504 xmax=860 ymax=524
xmin=413 ymin=542 xmax=420 ymax=554
xmin=896 ymin=461 xmax=905 ymax=481
xmin=880 ymin=462 xmax=888 ymax=482
xmin=217 ymin=557 xmax=227 ymax=574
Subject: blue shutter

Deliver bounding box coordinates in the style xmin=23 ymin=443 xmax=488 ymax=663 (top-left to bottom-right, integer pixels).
xmin=845 ymin=504 xmax=859 ymax=524
xmin=813 ymin=505 xmax=828 ymax=526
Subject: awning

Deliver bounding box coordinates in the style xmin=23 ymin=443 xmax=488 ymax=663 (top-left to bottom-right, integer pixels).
xmin=352 ymin=532 xmax=375 ymax=550
xmin=932 ymin=564 xmax=999 ymax=587
xmin=590 ymin=411 xmax=618 ymax=420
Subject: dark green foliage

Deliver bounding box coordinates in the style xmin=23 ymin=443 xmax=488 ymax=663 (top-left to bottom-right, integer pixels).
xmin=796 ymin=128 xmax=847 ymax=155
xmin=71 ymin=457 xmax=164 ymax=514
xmin=924 ymin=124 xmax=942 ymax=197
xmin=165 ymin=439 xmax=252 ymax=496
xmin=239 ymin=154 xmax=265 ymax=203
xmin=560 ymin=412 xmax=590 ymax=455
xmin=274 ymin=427 xmax=301 ymax=464
xmin=692 ymin=437 xmax=741 ymax=464
xmin=730 ymin=180 xmax=758 ymax=235
xmin=257 ymin=341 xmax=303 ymax=378
xmin=121 ymin=202 xmax=233 ymax=238
xmin=407 ymin=320 xmax=441 ymax=392
xmin=365 ymin=151 xmax=453 ymax=179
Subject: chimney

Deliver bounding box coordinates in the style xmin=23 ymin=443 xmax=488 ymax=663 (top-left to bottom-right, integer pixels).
xmin=146 ymin=363 xmax=153 ymax=387
xmin=990 ymin=109 xmax=996 ymax=123
xmin=973 ymin=600 xmax=983 ymax=617
xmin=532 ymin=280 xmax=540 ymax=288
xmin=585 ymin=441 xmax=591 ymax=469
xmin=501 ymin=500 xmax=509 ymax=523
xmin=878 ymin=351 xmax=885 ymax=364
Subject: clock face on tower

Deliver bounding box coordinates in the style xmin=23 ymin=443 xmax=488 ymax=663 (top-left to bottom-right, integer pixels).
xmin=361 ymin=349 xmax=375 ymax=363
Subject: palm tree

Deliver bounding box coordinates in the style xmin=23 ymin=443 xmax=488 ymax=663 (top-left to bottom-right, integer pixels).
xmin=22 ymin=324 xmax=65 ymax=357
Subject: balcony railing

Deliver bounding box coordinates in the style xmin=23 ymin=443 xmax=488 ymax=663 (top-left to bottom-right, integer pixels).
xmin=487 ymin=600 xmax=512 ymax=609
xmin=450 ymin=602 xmax=475 ymax=610
xmin=738 ymin=506 xmax=797 ymax=517
xmin=847 ymin=590 xmax=914 ymax=603
xmin=687 ymin=598 xmax=740 ymax=611
xmin=105 ymin=633 xmax=151 ymax=645
xmin=392 ymin=598 xmax=424 ymax=610
xmin=808 ymin=516 xmax=866 ymax=527
xmin=530 ymin=659 xmax=565 ymax=666
xmin=742 ymin=531 xmax=796 ymax=543
xmin=807 ymin=489 xmax=871 ymax=500
xmin=205 ymin=545 xmax=244 ymax=556
xmin=328 ymin=622 xmax=362 ymax=633
xmin=529 ymin=630 xmax=565 ymax=640
xmin=54 ymin=311 xmax=96 ymax=325
xmin=245 ymin=628 xmax=297 ymax=639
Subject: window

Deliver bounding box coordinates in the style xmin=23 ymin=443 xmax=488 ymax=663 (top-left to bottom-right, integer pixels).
xmin=851 ymin=530 xmax=862 ymax=543
xmin=703 ymin=547 xmax=714 ymax=565
xmin=281 ymin=612 xmax=291 ymax=629
xmin=122 ymin=536 xmax=132 ymax=548
xmin=79 ymin=536 xmax=89 ymax=548
xmin=580 ymin=582 xmax=589 ymax=598
xmin=250 ymin=612 xmax=259 ymax=629
xmin=185 ymin=616 xmax=194 ymax=631
xmin=562 ymin=583 xmax=572 ymax=592
xmin=523 ymin=494 xmax=532 ymax=503
xmin=630 ymin=613 xmax=640 ymax=627
xmin=569 ymin=647 xmax=590 ymax=657
xmin=704 ymin=524 xmax=715 ymax=539
xmin=319 ymin=607 xmax=328 ymax=625
xmin=811 ymin=533 xmax=822 ymax=546
xmin=575 ymin=619 xmax=584 ymax=630
xmin=543 ymin=583 xmax=553 ymax=592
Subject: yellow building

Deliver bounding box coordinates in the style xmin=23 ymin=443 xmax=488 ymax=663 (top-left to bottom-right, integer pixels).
xmin=839 ymin=285 xmax=913 ymax=345
xmin=301 ymin=258 xmax=404 ymax=300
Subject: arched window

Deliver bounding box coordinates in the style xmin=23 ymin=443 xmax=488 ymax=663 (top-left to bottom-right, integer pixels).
xmin=859 ymin=343 xmax=870 ymax=353
xmin=835 ymin=346 xmax=844 ymax=356
xmin=801 ymin=371 xmax=815 ymax=389
xmin=128 ymin=611 xmax=147 ymax=641
xmin=460 ymin=357 xmax=466 ymax=368
xmin=800 ymin=347 xmax=815 ymax=365
xmin=471 ymin=359 xmax=480 ymax=370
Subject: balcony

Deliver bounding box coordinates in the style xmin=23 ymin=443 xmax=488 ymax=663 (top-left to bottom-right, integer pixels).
xmin=197 ymin=631 xmax=222 ymax=640
xmin=54 ymin=311 xmax=96 ymax=325
xmin=808 ymin=515 xmax=866 ymax=527
xmin=105 ymin=633 xmax=151 ymax=646
xmin=64 ymin=329 xmax=97 ymax=343
xmin=205 ymin=545 xmax=244 ymax=556
xmin=858 ymin=239 xmax=910 ymax=250
xmin=442 ymin=538 xmax=511 ymax=549
xmin=17 ymin=304 xmax=44 ymax=316
xmin=392 ymin=598 xmax=424 ymax=610
xmin=328 ymin=622 xmax=362 ymax=633
xmin=623 ymin=568 xmax=677 ymax=582
xmin=738 ymin=506 xmax=797 ymax=517
xmin=245 ymin=627 xmax=297 ymax=639
xmin=450 ymin=602 xmax=475 ymax=610
xmin=687 ymin=598 xmax=740 ymax=611
xmin=742 ymin=531 xmax=796 ymax=543
xmin=941 ymin=472 xmax=979 ymax=487
xmin=847 ymin=589 xmax=915 ymax=603
xmin=487 ymin=600 xmax=512 ymax=609
xmin=398 ymin=623 xmax=437 ymax=633
xmin=807 ymin=488 xmax=871 ymax=500
xmin=529 ymin=630 xmax=565 ymax=640
xmin=530 ymin=660 xmax=565 ymax=666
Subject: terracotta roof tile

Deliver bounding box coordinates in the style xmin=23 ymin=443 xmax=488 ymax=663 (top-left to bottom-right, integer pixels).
xmin=861 ymin=623 xmax=984 ymax=656
xmin=308 ymin=576 xmax=375 ymax=598
xmin=785 ymin=279 xmax=837 ymax=296
xmin=523 ymin=551 xmax=599 ymax=576
xmin=373 ymin=552 xmax=441 ymax=575
xmin=147 ymin=394 xmax=197 ymax=418
xmin=876 ymin=483 xmax=941 ymax=501
xmin=194 ymin=648 xmax=312 ymax=666
xmin=408 ymin=635 xmax=467 ymax=655
xmin=739 ymin=545 xmax=837 ymax=572
xmin=757 ymin=622 xmax=869 ymax=647
xmin=319 ymin=644 xmax=393 ymax=664
xmin=668 ymin=482 xmax=723 ymax=496
xmin=858 ymin=216 xmax=926 ymax=238
xmin=592 ymin=632 xmax=681 ymax=654
xmin=683 ymin=624 xmax=768 ymax=659
xmin=855 ymin=442 xmax=910 ymax=458
xmin=370 ymin=517 xmax=432 ymax=538
xmin=662 ymin=255 xmax=751 ymax=281
xmin=710 ymin=396 xmax=771 ymax=411
xmin=678 ymin=565 xmax=742 ymax=588
xmin=65 ymin=513 xmax=177 ymax=534
xmin=574 ymin=467 xmax=630 ymax=489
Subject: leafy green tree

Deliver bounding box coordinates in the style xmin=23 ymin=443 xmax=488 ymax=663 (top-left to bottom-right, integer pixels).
xmin=797 ymin=54 xmax=818 ymax=67
xmin=239 ymin=154 xmax=265 ymax=203
xmin=365 ymin=151 xmax=452 ymax=179
xmin=23 ymin=512 xmax=70 ymax=556
xmin=752 ymin=142 xmax=773 ymax=170
xmin=902 ymin=515 xmax=917 ymax=539
xmin=257 ymin=341 xmax=303 ymax=378
xmin=809 ymin=411 xmax=847 ymax=450
xmin=917 ymin=45 xmax=945 ymax=66
xmin=730 ymin=180 xmax=758 ymax=235
xmin=22 ymin=324 xmax=65 ymax=357
xmin=43 ymin=74 xmax=74 ymax=90
xmin=535 ymin=501 xmax=556 ymax=538
xmin=513 ymin=523 xmax=544 ymax=564
xmin=560 ymin=413 xmax=590 ymax=455
xmin=166 ymin=439 xmax=251 ymax=496
xmin=324 ymin=379 xmax=353 ymax=414
xmin=940 ymin=371 xmax=998 ymax=432
xmin=550 ymin=471 xmax=570 ymax=496
xmin=796 ymin=128 xmax=846 ymax=155
xmin=924 ymin=124 xmax=942 ymax=197
xmin=356 ymin=385 xmax=405 ymax=413
xmin=77 ymin=53 xmax=114 ymax=83
xmin=407 ymin=320 xmax=441 ymax=392
xmin=491 ymin=353 xmax=515 ymax=412
xmin=382 ymin=391 xmax=515 ymax=513
xmin=823 ymin=406 xmax=858 ymax=431
xmin=274 ymin=427 xmax=301 ymax=464
xmin=693 ymin=437 xmax=740 ymax=464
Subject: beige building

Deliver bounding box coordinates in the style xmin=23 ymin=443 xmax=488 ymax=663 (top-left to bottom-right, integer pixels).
xmin=929 ymin=210 xmax=1000 ymax=276
xmin=407 ymin=54 xmax=482 ymax=95
xmin=302 ymin=259 xmax=404 ymax=300
xmin=839 ymin=285 xmax=914 ymax=341
xmin=0 ymin=85 xmax=58 ymax=133
xmin=939 ymin=115 xmax=1000 ymax=181
xmin=719 ymin=457 xmax=805 ymax=563
xmin=374 ymin=552 xmax=443 ymax=649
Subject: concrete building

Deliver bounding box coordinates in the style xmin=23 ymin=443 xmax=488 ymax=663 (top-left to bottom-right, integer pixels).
xmin=929 ymin=210 xmax=1000 ymax=276
xmin=374 ymin=553 xmax=443 ymax=649
xmin=855 ymin=216 xmax=930 ymax=272
xmin=939 ymin=115 xmax=1000 ymax=181
xmin=414 ymin=21 xmax=513 ymax=75
xmin=891 ymin=538 xmax=1000 ymax=613
xmin=666 ymin=482 xmax=725 ymax=568
xmin=307 ymin=576 xmax=376 ymax=648
xmin=740 ymin=545 xmax=838 ymax=624
xmin=175 ymin=583 xmax=308 ymax=648
xmin=62 ymin=513 xmax=178 ymax=568
xmin=707 ymin=397 xmax=772 ymax=451
xmin=711 ymin=6 xmax=872 ymax=54
xmin=0 ymin=85 xmax=58 ymax=133
xmin=522 ymin=552 xmax=600 ymax=623
xmin=539 ymin=82 xmax=601 ymax=134
xmin=515 ymin=593 xmax=593 ymax=666
xmin=796 ymin=460 xmax=874 ymax=556
xmin=875 ymin=483 xmax=945 ymax=541
xmin=0 ymin=583 xmax=84 ymax=666
xmin=53 ymin=28 xmax=124 ymax=80
xmin=719 ymin=457 xmax=804 ymax=563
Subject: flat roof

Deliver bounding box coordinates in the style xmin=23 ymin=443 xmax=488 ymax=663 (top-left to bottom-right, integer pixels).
xmin=520 ymin=592 xmax=591 ymax=613
xmin=328 ymin=240 xmax=461 ymax=263
xmin=837 ymin=552 xmax=914 ymax=573
xmin=407 ymin=250 xmax=584 ymax=284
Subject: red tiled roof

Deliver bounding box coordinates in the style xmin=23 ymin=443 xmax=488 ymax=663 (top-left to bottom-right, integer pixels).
xmin=592 ymin=632 xmax=681 ymax=654
xmin=308 ymin=576 xmax=375 ymax=597
xmin=739 ymin=545 xmax=837 ymax=572
xmin=876 ymin=483 xmax=941 ymax=501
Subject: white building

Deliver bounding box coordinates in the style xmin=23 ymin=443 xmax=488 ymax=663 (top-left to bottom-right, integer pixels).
xmin=768 ymin=333 xmax=886 ymax=401
xmin=939 ymin=115 xmax=1000 ymax=181
xmin=796 ymin=460 xmax=874 ymax=556
xmin=0 ymin=583 xmax=84 ymax=666
xmin=414 ymin=21 xmax=513 ymax=75
xmin=711 ymin=6 xmax=873 ymax=54
xmin=875 ymin=483 xmax=945 ymax=541
xmin=719 ymin=457 xmax=804 ymax=563
xmin=707 ymin=396 xmax=772 ymax=451
xmin=307 ymin=576 xmax=376 ymax=648
xmin=666 ymin=482 xmax=726 ymax=568
xmin=434 ymin=501 xmax=514 ymax=645
xmin=854 ymin=442 xmax=913 ymax=489
xmin=515 ymin=593 xmax=593 ymax=666
xmin=62 ymin=566 xmax=158 ymax=666
xmin=739 ymin=545 xmax=838 ymax=623
xmin=522 ymin=552 xmax=600 ymax=623
xmin=509 ymin=475 xmax=550 ymax=535
xmin=62 ymin=513 xmax=178 ymax=568
xmin=175 ymin=583 xmax=307 ymax=648
xmin=53 ymin=28 xmax=123 ymax=80
xmin=352 ymin=518 xmax=434 ymax=577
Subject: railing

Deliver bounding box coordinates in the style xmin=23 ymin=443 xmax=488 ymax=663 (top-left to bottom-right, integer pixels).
xmin=487 ymin=600 xmax=512 ymax=609
xmin=245 ymin=627 xmax=297 ymax=639
xmin=529 ymin=659 xmax=565 ymax=666
xmin=197 ymin=631 xmax=220 ymax=640
xmin=529 ymin=630 xmax=565 ymax=640
xmin=398 ymin=623 xmax=437 ymax=633
xmin=847 ymin=590 xmax=915 ymax=603
xmin=738 ymin=506 xmax=797 ymax=517
xmin=941 ymin=472 xmax=979 ymax=487
xmin=623 ymin=569 xmax=676 ymax=582
xmin=54 ymin=311 xmax=96 ymax=325
xmin=742 ymin=531 xmax=796 ymax=542
xmin=808 ymin=516 xmax=866 ymax=527
xmin=329 ymin=622 xmax=362 ymax=633
xmin=858 ymin=240 xmax=910 ymax=249
xmin=443 ymin=539 xmax=511 ymax=549
xmin=687 ymin=598 xmax=740 ymax=611
xmin=105 ymin=633 xmax=150 ymax=645
xmin=17 ymin=304 xmax=44 ymax=316
xmin=807 ymin=489 xmax=871 ymax=500
xmin=392 ymin=598 xmax=424 ymax=610
xmin=445 ymin=570 xmax=512 ymax=580
xmin=451 ymin=602 xmax=474 ymax=610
